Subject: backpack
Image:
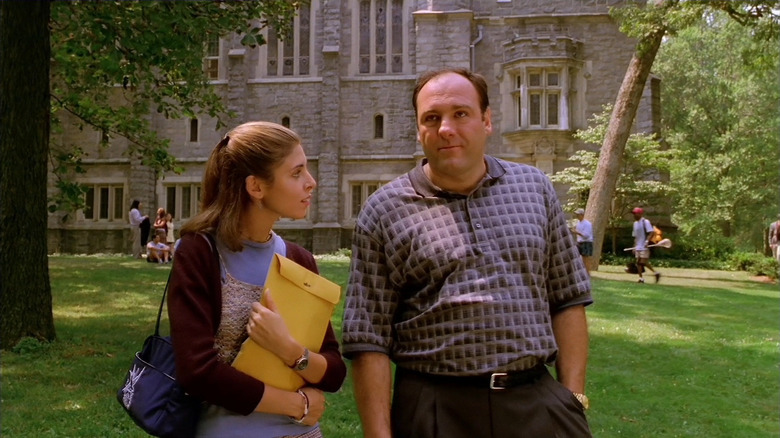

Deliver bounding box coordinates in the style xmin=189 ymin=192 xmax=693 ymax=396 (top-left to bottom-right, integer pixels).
xmin=644 ymin=219 xmax=662 ymax=244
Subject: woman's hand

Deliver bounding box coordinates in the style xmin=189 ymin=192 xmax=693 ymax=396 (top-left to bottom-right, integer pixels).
xmin=298 ymin=387 xmax=326 ymax=426
xmin=246 ymin=290 xmax=296 ymax=361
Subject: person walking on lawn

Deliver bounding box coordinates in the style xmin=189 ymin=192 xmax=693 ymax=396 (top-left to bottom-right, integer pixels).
xmin=631 ymin=207 xmax=661 ymax=283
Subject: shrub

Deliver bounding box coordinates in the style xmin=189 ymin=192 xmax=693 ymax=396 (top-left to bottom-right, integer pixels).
xmin=728 ymin=252 xmax=778 ymax=278
xmin=333 ymin=247 xmax=351 ymax=258
xmin=670 ymin=234 xmax=736 ymax=261
xmin=599 ymin=253 xmax=730 ymax=270
xmin=11 ymin=337 xmax=51 ymax=355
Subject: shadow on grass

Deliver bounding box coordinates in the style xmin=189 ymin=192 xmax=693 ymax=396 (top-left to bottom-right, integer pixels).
xmin=4 ymin=257 xmax=778 ymax=438
xmin=586 ymin=277 xmax=779 ymax=437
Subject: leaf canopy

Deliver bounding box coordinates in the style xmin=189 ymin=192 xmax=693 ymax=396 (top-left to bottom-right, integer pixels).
xmin=48 ymin=0 xmax=305 ymax=211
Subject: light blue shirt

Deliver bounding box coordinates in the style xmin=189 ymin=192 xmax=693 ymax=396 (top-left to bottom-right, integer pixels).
xmin=198 ymin=232 xmax=319 ymax=438
xmin=215 ymin=232 xmax=286 ymax=286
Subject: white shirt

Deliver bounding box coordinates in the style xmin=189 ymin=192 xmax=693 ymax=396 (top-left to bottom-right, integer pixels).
xmin=129 ymin=208 xmax=144 ymax=227
xmin=575 ymin=219 xmax=593 ymax=243
xmin=632 ymin=218 xmax=653 ymax=250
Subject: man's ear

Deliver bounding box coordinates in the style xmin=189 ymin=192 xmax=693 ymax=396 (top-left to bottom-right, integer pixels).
xmin=245 ymin=175 xmax=264 ymax=202
xmin=483 ymin=107 xmax=493 ymax=134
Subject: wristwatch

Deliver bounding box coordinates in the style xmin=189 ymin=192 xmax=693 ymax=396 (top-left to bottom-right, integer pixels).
xmin=573 ymin=392 xmax=590 ymax=410
xmin=290 ymin=347 xmax=309 ymax=371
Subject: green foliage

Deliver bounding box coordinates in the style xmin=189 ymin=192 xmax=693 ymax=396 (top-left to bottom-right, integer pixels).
xmin=551 ymin=104 xmax=672 ymax=225
xmin=728 ymin=251 xmax=779 ymax=277
xmin=655 ymin=10 xmax=780 ymax=251
xmin=48 ymin=146 xmax=88 ymax=215
xmin=609 ymin=0 xmax=705 ymax=55
xmin=333 ymin=247 xmax=352 ymax=258
xmin=10 ymin=337 xmax=52 ymax=355
xmin=601 ymin=252 xmax=731 ymax=270
xmin=668 ymin=233 xmax=737 ymax=261
xmin=601 ymin=236 xmax=779 ymax=278
xmin=47 ymin=1 xmax=305 ymax=213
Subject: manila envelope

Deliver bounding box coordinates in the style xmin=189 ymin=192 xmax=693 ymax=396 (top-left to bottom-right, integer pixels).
xmin=232 ymin=253 xmax=341 ymax=391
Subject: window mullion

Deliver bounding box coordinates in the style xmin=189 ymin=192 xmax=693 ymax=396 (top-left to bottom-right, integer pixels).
xmin=370 ymin=1 xmax=376 ymax=73
xmin=293 ymin=14 xmax=300 ymax=76
xmin=560 ymin=68 xmax=569 ymax=129
xmin=385 ymin=0 xmax=391 ymax=74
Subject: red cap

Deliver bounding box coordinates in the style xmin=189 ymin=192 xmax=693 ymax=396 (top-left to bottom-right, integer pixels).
xmin=632 ymin=207 xmax=644 ymax=215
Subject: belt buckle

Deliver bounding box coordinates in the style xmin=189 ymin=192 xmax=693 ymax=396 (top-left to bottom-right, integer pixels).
xmin=489 ymin=372 xmax=508 ymax=390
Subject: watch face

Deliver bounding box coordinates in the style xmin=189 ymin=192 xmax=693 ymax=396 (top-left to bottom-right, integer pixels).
xmin=296 ymin=358 xmax=309 ymax=370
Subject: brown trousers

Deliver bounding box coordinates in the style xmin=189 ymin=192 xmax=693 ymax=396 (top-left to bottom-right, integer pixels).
xmin=391 ymin=367 xmax=591 ymax=438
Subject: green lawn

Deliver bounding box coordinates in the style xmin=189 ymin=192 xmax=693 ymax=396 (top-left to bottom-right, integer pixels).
xmin=2 ymin=256 xmax=778 ymax=437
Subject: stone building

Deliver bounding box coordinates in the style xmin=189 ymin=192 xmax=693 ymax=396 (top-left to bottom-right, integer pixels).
xmin=47 ymin=0 xmax=659 ymax=255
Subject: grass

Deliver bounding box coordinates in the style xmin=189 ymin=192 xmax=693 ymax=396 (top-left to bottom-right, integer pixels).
xmin=2 ymin=256 xmax=778 ymax=437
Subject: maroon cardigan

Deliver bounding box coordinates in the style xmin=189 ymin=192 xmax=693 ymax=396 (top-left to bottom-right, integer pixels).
xmin=168 ymin=233 xmax=347 ymax=415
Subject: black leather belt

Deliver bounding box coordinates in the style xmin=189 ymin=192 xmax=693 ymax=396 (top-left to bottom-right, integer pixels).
xmin=403 ymin=364 xmax=547 ymax=390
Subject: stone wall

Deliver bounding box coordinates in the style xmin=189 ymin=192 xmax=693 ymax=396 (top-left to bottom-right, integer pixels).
xmin=47 ymin=0 xmax=657 ymax=255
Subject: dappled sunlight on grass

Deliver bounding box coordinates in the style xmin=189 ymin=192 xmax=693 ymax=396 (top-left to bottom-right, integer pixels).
xmin=3 ymin=256 xmax=778 ymax=437
xmin=585 ymin=273 xmax=779 ymax=437
xmin=55 ymin=290 xmax=161 ymax=319
xmin=64 ymin=401 xmax=84 ymax=411
xmin=593 ymin=319 xmax=694 ymax=342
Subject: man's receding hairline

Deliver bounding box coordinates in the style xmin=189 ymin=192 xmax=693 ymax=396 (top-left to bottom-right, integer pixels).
xmin=415 ymin=72 xmax=484 ymax=116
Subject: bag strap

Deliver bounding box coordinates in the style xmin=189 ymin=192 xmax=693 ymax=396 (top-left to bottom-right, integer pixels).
xmin=154 ymin=232 xmax=220 ymax=336
xmin=154 ymin=271 xmax=173 ymax=337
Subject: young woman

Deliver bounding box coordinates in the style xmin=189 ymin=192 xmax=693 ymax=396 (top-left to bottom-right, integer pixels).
xmin=165 ymin=213 xmax=175 ymax=246
xmin=153 ymin=207 xmax=168 ymax=236
xmin=164 ymin=213 xmax=176 ymax=257
xmin=168 ymin=121 xmax=346 ymax=437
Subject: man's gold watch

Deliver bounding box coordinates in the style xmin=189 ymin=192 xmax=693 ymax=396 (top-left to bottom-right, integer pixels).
xmin=573 ymin=392 xmax=590 ymax=410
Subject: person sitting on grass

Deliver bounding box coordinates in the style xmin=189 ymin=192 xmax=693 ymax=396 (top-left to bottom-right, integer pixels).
xmin=146 ymin=231 xmax=171 ymax=264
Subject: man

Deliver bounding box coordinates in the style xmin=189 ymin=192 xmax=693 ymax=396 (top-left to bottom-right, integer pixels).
xmin=342 ymin=68 xmax=592 ymax=438
xmin=631 ymin=207 xmax=660 ymax=283
xmin=572 ymin=208 xmax=593 ymax=274
xmin=146 ymin=230 xmax=171 ymax=264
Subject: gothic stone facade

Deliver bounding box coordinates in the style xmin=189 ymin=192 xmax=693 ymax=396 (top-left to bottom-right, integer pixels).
xmin=47 ymin=0 xmax=658 ymax=254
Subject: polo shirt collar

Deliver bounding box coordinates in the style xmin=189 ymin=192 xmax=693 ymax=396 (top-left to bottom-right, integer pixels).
xmin=409 ymin=155 xmax=507 ymax=197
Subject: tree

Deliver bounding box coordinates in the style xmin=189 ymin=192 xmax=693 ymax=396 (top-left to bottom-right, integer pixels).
xmin=655 ymin=12 xmax=780 ymax=252
xmin=48 ymin=1 xmax=302 ymax=211
xmin=584 ymin=0 xmax=779 ymax=270
xmin=0 ymin=1 xmax=56 ymax=350
xmin=551 ymin=105 xmax=671 ymax=259
xmin=0 ymin=1 xmax=303 ymax=349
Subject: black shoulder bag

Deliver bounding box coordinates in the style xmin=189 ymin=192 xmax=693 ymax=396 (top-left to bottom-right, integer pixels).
xmin=117 ymin=272 xmax=202 ymax=437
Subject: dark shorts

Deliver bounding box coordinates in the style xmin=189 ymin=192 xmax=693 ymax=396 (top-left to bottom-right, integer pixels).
xmin=391 ymin=366 xmax=591 ymax=438
xmin=577 ymin=241 xmax=593 ymax=256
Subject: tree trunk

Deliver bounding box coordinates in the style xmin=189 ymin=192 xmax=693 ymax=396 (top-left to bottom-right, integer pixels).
xmin=585 ymin=27 xmax=666 ymax=272
xmin=0 ymin=0 xmax=56 ymax=349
